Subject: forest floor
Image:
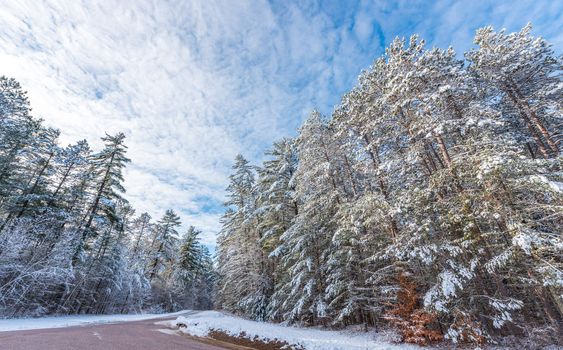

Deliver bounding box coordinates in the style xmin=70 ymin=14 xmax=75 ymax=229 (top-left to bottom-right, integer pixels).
xmin=160 ymin=312 xmax=563 ymax=350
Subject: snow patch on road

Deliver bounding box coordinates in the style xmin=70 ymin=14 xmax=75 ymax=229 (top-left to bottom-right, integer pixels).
xmin=165 ymin=311 xmax=419 ymax=350
xmin=156 ymin=328 xmax=179 ymax=336
xmin=0 ymin=310 xmax=189 ymax=332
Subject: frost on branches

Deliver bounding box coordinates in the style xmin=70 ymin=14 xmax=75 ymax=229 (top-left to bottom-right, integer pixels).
xmin=0 ymin=78 xmax=214 ymax=317
xmin=216 ymin=24 xmax=562 ymax=346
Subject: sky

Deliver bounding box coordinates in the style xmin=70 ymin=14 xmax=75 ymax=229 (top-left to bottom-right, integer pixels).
xmin=0 ymin=0 xmax=561 ymax=246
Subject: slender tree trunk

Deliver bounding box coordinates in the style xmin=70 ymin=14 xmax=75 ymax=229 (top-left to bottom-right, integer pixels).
xmin=16 ymin=152 xmax=54 ymax=218
xmin=132 ymin=221 xmax=148 ymax=255
xmin=343 ymin=155 xmax=359 ymax=198
xmin=362 ymin=134 xmax=389 ymax=198
xmin=81 ymin=151 xmax=116 ymax=237
xmin=361 ymin=134 xmax=398 ymax=238
xmin=320 ymin=143 xmax=341 ymax=205
xmin=426 ymin=141 xmax=445 ymax=169
xmin=48 ymin=163 xmax=75 ymax=206
xmin=509 ymin=81 xmax=559 ymax=155
xmin=505 ymin=87 xmax=552 ymax=158
xmin=434 ymin=134 xmax=452 ymax=167
xmin=526 ymin=142 xmax=537 ymax=159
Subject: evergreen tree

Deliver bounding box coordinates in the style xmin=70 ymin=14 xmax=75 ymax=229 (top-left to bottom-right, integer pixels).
xmin=216 ymin=155 xmax=269 ymax=320
xmin=467 ymin=24 xmax=561 ymax=158
xmin=147 ymin=209 xmax=181 ymax=282
xmin=76 ymin=132 xmax=130 ymax=260
xmin=176 ymin=226 xmax=204 ymax=284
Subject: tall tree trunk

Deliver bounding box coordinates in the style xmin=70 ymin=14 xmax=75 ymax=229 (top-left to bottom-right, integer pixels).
xmin=16 ymin=152 xmax=54 ymax=218
xmin=48 ymin=162 xmax=75 ymax=206
xmin=509 ymin=81 xmax=559 ymax=155
xmin=362 ymin=134 xmax=398 ymax=238
xmin=82 ymin=151 xmax=116 ymax=237
xmin=343 ymin=154 xmax=359 ymax=198
xmin=320 ymin=139 xmax=341 ymax=205
xmin=434 ymin=134 xmax=452 ymax=167
xmin=505 ymin=87 xmax=552 ymax=158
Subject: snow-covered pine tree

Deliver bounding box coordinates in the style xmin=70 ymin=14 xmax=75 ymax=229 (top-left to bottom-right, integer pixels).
xmin=172 ymin=226 xmax=214 ymax=309
xmin=62 ymin=133 xmax=132 ymax=313
xmin=269 ymin=112 xmax=345 ymax=326
xmin=252 ymin=139 xmax=298 ymax=320
xmin=216 ymin=154 xmax=270 ymax=320
xmin=466 ymin=24 xmax=561 ymax=159
xmin=76 ymin=132 xmax=130 ymax=258
xmin=129 ymin=212 xmax=152 ymax=258
xmin=0 ymin=76 xmax=40 ymax=208
xmin=176 ymin=226 xmax=204 ymax=284
xmin=147 ymin=209 xmax=181 ymax=283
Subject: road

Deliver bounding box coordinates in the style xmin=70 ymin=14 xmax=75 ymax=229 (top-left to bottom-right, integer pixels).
xmin=0 ymin=317 xmax=229 ymax=350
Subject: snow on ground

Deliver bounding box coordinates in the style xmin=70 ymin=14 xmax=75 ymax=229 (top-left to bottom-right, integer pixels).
xmin=164 ymin=311 xmax=419 ymax=350
xmin=0 ymin=310 xmax=188 ymax=332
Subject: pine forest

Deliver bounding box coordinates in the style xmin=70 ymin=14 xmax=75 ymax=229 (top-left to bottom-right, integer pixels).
xmin=0 ymin=24 xmax=561 ymax=346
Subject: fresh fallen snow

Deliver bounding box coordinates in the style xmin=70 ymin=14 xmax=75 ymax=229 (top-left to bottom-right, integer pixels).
xmin=164 ymin=311 xmax=419 ymax=350
xmin=0 ymin=310 xmax=188 ymax=332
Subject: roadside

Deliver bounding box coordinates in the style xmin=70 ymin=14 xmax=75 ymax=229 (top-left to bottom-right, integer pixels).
xmin=160 ymin=311 xmax=419 ymax=350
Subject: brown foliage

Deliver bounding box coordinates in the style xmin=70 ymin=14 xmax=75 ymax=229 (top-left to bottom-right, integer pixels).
xmin=384 ymin=272 xmax=443 ymax=345
xmin=449 ymin=312 xmax=487 ymax=345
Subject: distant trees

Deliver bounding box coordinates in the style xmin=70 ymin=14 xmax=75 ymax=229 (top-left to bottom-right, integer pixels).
xmin=216 ymin=24 xmax=562 ymax=345
xmin=0 ymin=76 xmax=214 ymax=317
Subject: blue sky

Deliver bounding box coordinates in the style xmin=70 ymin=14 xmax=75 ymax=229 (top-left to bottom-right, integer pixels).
xmin=0 ymin=0 xmax=561 ymax=245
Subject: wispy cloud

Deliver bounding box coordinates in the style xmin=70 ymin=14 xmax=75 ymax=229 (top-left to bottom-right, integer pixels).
xmin=0 ymin=0 xmax=560 ymax=245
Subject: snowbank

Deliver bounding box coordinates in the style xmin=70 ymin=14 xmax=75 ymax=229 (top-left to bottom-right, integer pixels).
xmin=165 ymin=311 xmax=419 ymax=350
xmin=0 ymin=310 xmax=188 ymax=332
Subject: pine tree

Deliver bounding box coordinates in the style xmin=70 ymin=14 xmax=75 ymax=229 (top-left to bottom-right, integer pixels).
xmin=77 ymin=132 xmax=130 ymax=259
xmin=253 ymin=138 xmax=298 ymax=320
xmin=467 ymin=24 xmax=561 ymax=158
xmin=147 ymin=209 xmax=181 ymax=282
xmin=216 ymin=155 xmax=270 ymax=319
xmin=0 ymin=76 xmax=40 ymax=203
xmin=176 ymin=226 xmax=204 ymax=284
xmin=269 ymin=112 xmax=344 ymax=325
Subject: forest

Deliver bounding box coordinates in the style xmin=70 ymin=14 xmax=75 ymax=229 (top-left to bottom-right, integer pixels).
xmin=0 ymin=78 xmax=214 ymax=316
xmin=0 ymin=23 xmax=561 ymax=347
xmin=215 ymin=25 xmax=562 ymax=345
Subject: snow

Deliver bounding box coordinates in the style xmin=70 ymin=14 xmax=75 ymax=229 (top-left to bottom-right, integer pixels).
xmin=512 ymin=231 xmax=535 ymax=255
xmin=0 ymin=310 xmax=188 ymax=332
xmin=530 ymin=175 xmax=563 ymax=194
xmin=163 ymin=311 xmax=419 ymax=350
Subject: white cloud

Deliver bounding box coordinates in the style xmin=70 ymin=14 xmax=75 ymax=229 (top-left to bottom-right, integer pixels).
xmin=0 ymin=0 xmax=354 ymax=245
xmin=0 ymin=0 xmax=560 ymax=246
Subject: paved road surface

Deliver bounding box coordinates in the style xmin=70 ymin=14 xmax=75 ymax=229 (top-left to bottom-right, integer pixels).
xmin=0 ymin=317 xmax=228 ymax=350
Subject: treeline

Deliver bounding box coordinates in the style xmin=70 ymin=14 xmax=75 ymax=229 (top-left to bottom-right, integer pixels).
xmin=0 ymin=79 xmax=214 ymax=317
xmin=215 ymin=25 xmax=562 ymax=345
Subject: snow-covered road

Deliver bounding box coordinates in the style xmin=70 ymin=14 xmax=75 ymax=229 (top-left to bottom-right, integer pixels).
xmin=0 ymin=316 xmax=226 ymax=350
xmin=0 ymin=310 xmax=189 ymax=332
